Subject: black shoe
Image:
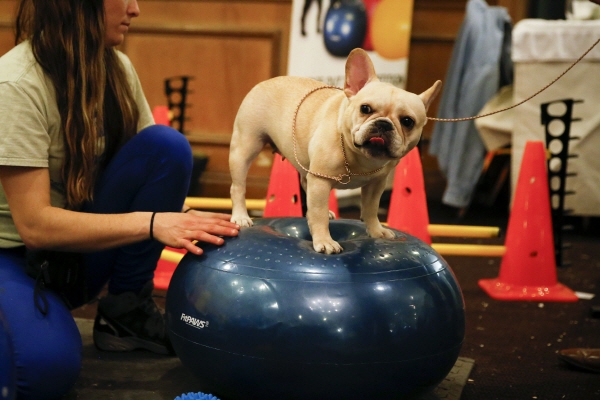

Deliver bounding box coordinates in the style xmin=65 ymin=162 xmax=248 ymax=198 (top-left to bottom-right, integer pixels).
xmin=558 ymin=348 xmax=600 ymax=373
xmin=93 ymin=280 xmax=174 ymax=355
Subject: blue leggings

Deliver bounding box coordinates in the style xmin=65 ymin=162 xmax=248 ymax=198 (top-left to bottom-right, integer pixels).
xmin=0 ymin=125 xmax=192 ymax=399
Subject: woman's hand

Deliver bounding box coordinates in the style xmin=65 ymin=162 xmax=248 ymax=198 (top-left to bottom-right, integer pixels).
xmin=151 ymin=211 xmax=239 ymax=255
xmin=1 ymin=165 xmax=240 ymax=253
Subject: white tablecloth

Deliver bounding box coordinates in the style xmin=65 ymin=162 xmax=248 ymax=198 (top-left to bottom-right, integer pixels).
xmin=510 ymin=19 xmax=600 ymax=216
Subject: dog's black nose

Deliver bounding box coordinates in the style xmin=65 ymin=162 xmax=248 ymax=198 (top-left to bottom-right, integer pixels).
xmin=374 ymin=120 xmax=394 ymax=132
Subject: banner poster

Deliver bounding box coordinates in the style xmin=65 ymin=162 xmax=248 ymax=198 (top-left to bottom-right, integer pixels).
xmin=287 ymin=0 xmax=415 ymax=89
xmin=286 ymin=0 xmax=415 ymax=203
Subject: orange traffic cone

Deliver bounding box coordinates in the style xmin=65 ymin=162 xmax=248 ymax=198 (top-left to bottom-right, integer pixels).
xmin=151 ymin=104 xmax=181 ymax=290
xmin=478 ymin=141 xmax=578 ymax=302
xmin=263 ymin=154 xmax=303 ymax=217
xmin=154 ymin=247 xmax=185 ymax=290
xmin=152 ymin=105 xmax=171 ymax=126
xmin=329 ymin=189 xmax=339 ymax=219
xmin=386 ymin=147 xmax=431 ymax=244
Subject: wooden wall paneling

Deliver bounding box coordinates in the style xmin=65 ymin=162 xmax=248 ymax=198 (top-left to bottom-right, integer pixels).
xmin=406 ymin=41 xmax=455 ymax=136
xmin=0 ymin=20 xmax=14 ymax=57
xmin=496 ymin=0 xmax=529 ymax=22
xmin=124 ymin=24 xmax=283 ymax=198
xmin=408 ymin=1 xmax=467 ymax=117
xmin=0 ymin=0 xmax=17 ymax=56
xmin=0 ymin=0 xmax=17 ymax=57
xmin=124 ymin=25 xmax=280 ymax=136
xmin=130 ymin=1 xmax=292 ymax=198
xmin=137 ymin=0 xmax=292 ymax=77
xmin=0 ymin=0 xmax=17 ymax=20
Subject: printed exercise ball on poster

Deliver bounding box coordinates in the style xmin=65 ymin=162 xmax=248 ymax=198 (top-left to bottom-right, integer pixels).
xmin=166 ymin=218 xmax=466 ymax=400
xmin=323 ymin=0 xmax=368 ymax=57
xmin=371 ymin=0 xmax=413 ymax=59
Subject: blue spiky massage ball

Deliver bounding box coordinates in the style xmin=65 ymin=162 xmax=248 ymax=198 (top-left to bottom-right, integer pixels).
xmin=174 ymin=391 xmax=220 ymax=400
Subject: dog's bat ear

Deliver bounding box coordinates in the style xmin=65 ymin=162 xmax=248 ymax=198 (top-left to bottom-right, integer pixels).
xmin=419 ymin=80 xmax=442 ymax=112
xmin=344 ymin=48 xmax=378 ymax=98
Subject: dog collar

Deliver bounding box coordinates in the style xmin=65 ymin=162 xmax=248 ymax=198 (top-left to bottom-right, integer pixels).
xmin=292 ymin=85 xmax=384 ymax=184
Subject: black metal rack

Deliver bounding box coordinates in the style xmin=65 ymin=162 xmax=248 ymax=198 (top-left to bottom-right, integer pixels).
xmin=164 ymin=76 xmax=194 ymax=134
xmin=540 ymin=98 xmax=581 ymax=267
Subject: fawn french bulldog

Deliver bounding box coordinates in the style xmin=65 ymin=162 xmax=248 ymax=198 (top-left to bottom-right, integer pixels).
xmin=229 ymin=48 xmax=441 ymax=254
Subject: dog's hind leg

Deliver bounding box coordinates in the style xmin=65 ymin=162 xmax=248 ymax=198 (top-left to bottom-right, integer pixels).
xmin=229 ymin=130 xmax=265 ymax=227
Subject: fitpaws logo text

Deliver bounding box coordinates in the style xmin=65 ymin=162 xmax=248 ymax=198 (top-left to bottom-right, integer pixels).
xmin=181 ymin=313 xmax=210 ymax=329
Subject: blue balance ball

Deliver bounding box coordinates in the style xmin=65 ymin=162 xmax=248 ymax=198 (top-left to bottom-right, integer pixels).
xmin=0 ymin=305 xmax=16 ymax=400
xmin=323 ymin=0 xmax=368 ymax=57
xmin=166 ymin=218 xmax=465 ymax=400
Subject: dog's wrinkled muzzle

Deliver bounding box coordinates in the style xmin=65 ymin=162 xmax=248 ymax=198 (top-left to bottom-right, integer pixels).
xmin=355 ymin=119 xmax=398 ymax=158
xmin=373 ymin=119 xmax=394 ymax=133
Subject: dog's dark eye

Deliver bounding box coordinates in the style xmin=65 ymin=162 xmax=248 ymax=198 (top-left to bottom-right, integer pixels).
xmin=400 ymin=117 xmax=415 ymax=129
xmin=360 ymin=104 xmax=373 ymax=115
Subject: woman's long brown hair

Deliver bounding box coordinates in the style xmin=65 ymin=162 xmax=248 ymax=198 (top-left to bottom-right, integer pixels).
xmin=15 ymin=0 xmax=140 ymax=209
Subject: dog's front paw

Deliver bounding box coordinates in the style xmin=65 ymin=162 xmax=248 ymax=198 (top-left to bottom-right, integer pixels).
xmin=231 ymin=216 xmax=254 ymax=228
xmin=367 ymin=225 xmax=396 ymax=240
xmin=313 ymin=238 xmax=343 ymax=254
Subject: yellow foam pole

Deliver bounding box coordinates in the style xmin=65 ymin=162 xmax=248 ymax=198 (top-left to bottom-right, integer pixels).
xmin=431 ymin=243 xmax=506 ymax=257
xmin=428 ymin=224 xmax=500 ymax=238
xmin=161 ymin=248 xmax=185 ymax=263
xmin=185 ymin=197 xmax=266 ymax=211
xmin=382 ymin=222 xmax=500 ymax=238
xmin=183 ymin=197 xmax=500 ymax=239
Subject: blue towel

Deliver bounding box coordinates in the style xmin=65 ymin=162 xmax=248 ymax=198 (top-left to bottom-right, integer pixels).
xmin=429 ymin=0 xmax=513 ymax=208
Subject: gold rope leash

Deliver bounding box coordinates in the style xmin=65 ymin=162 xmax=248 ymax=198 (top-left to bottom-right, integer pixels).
xmin=429 ymin=37 xmax=600 ymax=122
xmin=292 ymin=86 xmax=384 ymax=184
xmin=290 ymin=37 xmax=600 ymax=182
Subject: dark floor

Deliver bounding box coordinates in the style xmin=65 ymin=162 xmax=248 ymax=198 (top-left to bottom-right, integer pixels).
xmin=70 ymin=167 xmax=600 ymax=400
xmin=420 ymin=166 xmax=600 ymax=400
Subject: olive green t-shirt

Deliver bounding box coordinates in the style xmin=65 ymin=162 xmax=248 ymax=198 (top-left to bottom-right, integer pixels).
xmin=0 ymin=41 xmax=154 ymax=247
